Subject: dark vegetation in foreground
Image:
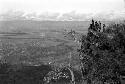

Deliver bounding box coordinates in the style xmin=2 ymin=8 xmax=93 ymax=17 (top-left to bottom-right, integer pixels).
xmin=79 ymin=20 xmax=125 ymax=84
xmin=0 ymin=63 xmax=82 ymax=84
xmin=0 ymin=63 xmax=52 ymax=84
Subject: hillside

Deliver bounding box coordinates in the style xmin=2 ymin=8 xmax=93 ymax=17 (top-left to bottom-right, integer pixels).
xmin=0 ymin=20 xmax=111 ymax=33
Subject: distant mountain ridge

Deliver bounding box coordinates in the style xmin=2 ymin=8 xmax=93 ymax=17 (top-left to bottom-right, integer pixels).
xmin=0 ymin=20 xmax=89 ymax=32
xmin=0 ymin=20 xmax=111 ymax=33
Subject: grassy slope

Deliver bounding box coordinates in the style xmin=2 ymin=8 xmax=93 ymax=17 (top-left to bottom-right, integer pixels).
xmin=0 ymin=30 xmax=83 ymax=84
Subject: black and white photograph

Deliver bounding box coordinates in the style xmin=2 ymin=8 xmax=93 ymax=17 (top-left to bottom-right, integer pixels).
xmin=0 ymin=0 xmax=125 ymax=84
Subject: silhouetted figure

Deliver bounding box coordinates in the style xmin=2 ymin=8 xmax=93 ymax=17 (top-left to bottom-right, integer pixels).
xmin=103 ymin=24 xmax=106 ymax=32
xmin=98 ymin=21 xmax=101 ymax=32
xmin=89 ymin=19 xmax=103 ymax=32
xmin=95 ymin=21 xmax=99 ymax=31
xmin=92 ymin=19 xmax=94 ymax=26
xmin=88 ymin=24 xmax=92 ymax=31
xmin=88 ymin=19 xmax=95 ymax=31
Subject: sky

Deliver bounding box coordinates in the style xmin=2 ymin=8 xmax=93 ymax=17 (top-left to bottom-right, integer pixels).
xmin=0 ymin=0 xmax=125 ymax=21
xmin=0 ymin=0 xmax=125 ymax=14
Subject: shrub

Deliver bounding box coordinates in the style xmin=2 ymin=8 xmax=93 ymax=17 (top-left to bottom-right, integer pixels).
xmin=79 ymin=20 xmax=125 ymax=84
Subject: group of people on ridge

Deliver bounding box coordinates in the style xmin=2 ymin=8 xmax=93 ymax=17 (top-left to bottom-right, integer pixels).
xmin=88 ymin=19 xmax=106 ymax=32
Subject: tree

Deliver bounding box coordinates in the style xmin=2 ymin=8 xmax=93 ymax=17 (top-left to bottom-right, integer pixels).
xmin=79 ymin=20 xmax=125 ymax=84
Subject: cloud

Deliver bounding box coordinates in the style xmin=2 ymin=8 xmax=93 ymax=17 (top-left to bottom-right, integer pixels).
xmin=0 ymin=10 xmax=125 ymax=21
xmin=0 ymin=10 xmax=26 ymax=20
xmin=59 ymin=11 xmax=93 ymax=21
xmin=93 ymin=10 xmax=125 ymax=21
xmin=38 ymin=12 xmax=60 ymax=20
xmin=124 ymin=0 xmax=125 ymax=7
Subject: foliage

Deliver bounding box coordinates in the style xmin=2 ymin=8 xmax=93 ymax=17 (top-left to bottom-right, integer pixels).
xmin=43 ymin=66 xmax=83 ymax=84
xmin=0 ymin=63 xmax=53 ymax=84
xmin=0 ymin=62 xmax=83 ymax=84
xmin=43 ymin=67 xmax=70 ymax=83
xmin=79 ymin=20 xmax=125 ymax=84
